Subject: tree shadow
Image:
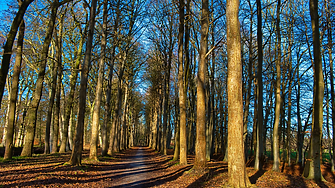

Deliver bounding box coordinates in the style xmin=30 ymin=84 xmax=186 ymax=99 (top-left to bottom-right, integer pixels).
xmin=110 ymin=165 xmax=192 ymax=188
xmin=316 ymin=180 xmax=330 ymax=188
xmin=285 ymin=174 xmax=308 ymax=188
xmin=186 ymin=164 xmax=228 ymax=188
xmin=249 ymin=170 xmax=266 ymax=184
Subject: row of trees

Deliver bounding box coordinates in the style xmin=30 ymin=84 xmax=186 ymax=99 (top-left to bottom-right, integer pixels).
xmin=0 ymin=0 xmax=333 ymax=185
xmin=142 ymin=0 xmax=333 ymax=184
xmin=0 ymin=0 xmax=147 ymax=166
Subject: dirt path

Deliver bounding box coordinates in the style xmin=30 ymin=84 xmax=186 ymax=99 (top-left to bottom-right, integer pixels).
xmin=111 ymin=147 xmax=160 ymax=187
xmin=109 ymin=147 xmax=192 ymax=187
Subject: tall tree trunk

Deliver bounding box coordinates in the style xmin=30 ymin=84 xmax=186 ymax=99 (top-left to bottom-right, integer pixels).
xmin=121 ymin=84 xmax=129 ymax=151
xmin=272 ymin=0 xmax=281 ymax=171
xmin=195 ymin=0 xmax=209 ymax=170
xmin=52 ymin=16 xmax=64 ymax=154
xmin=0 ymin=0 xmax=34 ymax=108
xmin=303 ymin=0 xmax=324 ymax=181
xmin=21 ymin=1 xmax=59 ymax=157
xmin=45 ymin=48 xmax=58 ymax=154
xmin=4 ymin=19 xmax=25 ymax=160
xmin=68 ymin=0 xmax=97 ymax=165
xmin=89 ymin=0 xmax=107 ymax=160
xmin=178 ymin=0 xmax=187 ymax=165
xmin=226 ymin=0 xmax=252 ymax=185
xmin=173 ymin=79 xmax=180 ymax=161
xmin=255 ymin=0 xmax=264 ymax=171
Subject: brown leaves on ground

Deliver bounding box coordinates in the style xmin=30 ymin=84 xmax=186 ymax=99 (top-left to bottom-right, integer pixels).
xmin=0 ymin=147 xmax=335 ymax=187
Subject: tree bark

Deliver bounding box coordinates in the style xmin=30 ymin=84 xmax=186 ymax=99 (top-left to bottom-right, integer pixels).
xmin=52 ymin=16 xmax=64 ymax=154
xmin=272 ymin=0 xmax=281 ymax=172
xmin=255 ymin=0 xmax=264 ymax=171
xmin=226 ymin=0 xmax=252 ymax=185
xmin=194 ymin=0 xmax=208 ymax=170
xmin=89 ymin=0 xmax=107 ymax=161
xmin=4 ymin=19 xmax=25 ymax=160
xmin=303 ymin=0 xmax=324 ymax=181
xmin=178 ymin=0 xmax=187 ymax=165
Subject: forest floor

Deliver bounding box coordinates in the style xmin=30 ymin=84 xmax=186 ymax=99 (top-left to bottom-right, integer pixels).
xmin=1 ymin=146 xmax=335 ymax=187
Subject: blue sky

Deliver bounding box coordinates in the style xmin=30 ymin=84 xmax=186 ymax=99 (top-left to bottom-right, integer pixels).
xmin=0 ymin=1 xmax=8 ymax=12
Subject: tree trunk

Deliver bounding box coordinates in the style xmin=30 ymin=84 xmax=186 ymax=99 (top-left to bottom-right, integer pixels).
xmin=4 ymin=19 xmax=25 ymax=160
xmin=272 ymin=0 xmax=281 ymax=172
xmin=89 ymin=0 xmax=107 ymax=160
xmin=68 ymin=0 xmax=97 ymax=165
xmin=303 ymin=0 xmax=324 ymax=181
xmin=178 ymin=0 xmax=187 ymax=165
xmin=173 ymin=80 xmax=180 ymax=161
xmin=52 ymin=17 xmax=64 ymax=154
xmin=194 ymin=0 xmax=209 ymax=170
xmin=226 ymin=0 xmax=252 ymax=184
xmin=255 ymin=0 xmax=264 ymax=171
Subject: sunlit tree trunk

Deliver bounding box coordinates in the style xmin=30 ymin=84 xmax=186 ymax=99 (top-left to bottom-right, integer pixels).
xmin=52 ymin=16 xmax=64 ymax=154
xmin=178 ymin=0 xmax=187 ymax=165
xmin=68 ymin=0 xmax=97 ymax=165
xmin=173 ymin=78 xmax=180 ymax=161
xmin=226 ymin=0 xmax=252 ymax=185
xmin=89 ymin=0 xmax=107 ymax=160
xmin=272 ymin=0 xmax=281 ymax=172
xmin=4 ymin=19 xmax=25 ymax=160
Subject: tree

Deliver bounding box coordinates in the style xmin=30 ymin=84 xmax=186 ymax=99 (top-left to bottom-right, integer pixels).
xmin=4 ymin=18 xmax=25 ymax=160
xmin=272 ymin=0 xmax=281 ymax=172
xmin=89 ymin=0 xmax=107 ymax=161
xmin=226 ymin=0 xmax=253 ymax=185
xmin=254 ymin=0 xmax=264 ymax=171
xmin=68 ymin=0 xmax=97 ymax=165
xmin=178 ymin=0 xmax=187 ymax=165
xmin=303 ymin=0 xmax=324 ymax=181
xmin=194 ymin=0 xmax=209 ymax=170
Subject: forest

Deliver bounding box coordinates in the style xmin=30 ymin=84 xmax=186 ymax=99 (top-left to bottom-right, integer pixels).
xmin=0 ymin=0 xmax=334 ymax=187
